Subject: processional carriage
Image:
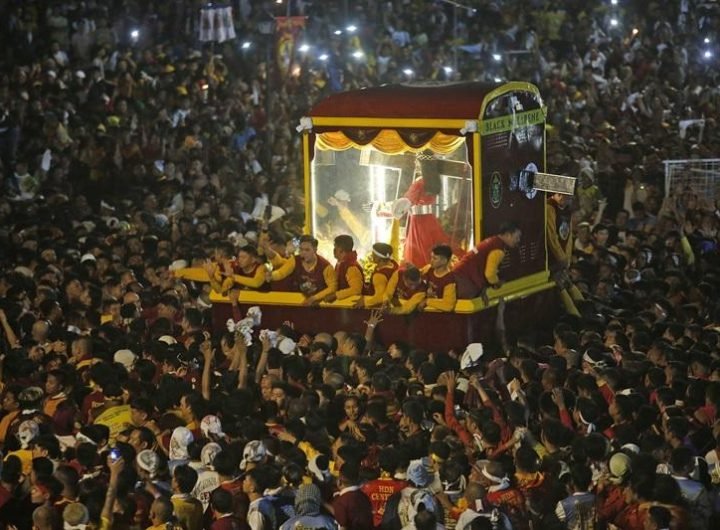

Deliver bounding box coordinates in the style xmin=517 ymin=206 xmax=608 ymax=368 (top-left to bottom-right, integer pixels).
xmin=194 ymin=82 xmax=565 ymax=350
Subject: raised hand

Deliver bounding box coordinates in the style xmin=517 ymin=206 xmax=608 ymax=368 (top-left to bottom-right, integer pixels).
xmin=200 ymin=340 xmax=214 ymax=364
xmin=364 ymin=309 xmax=384 ymax=328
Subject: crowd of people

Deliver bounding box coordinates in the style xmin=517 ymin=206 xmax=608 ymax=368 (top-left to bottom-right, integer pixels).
xmin=1 ymin=0 xmax=720 ymax=529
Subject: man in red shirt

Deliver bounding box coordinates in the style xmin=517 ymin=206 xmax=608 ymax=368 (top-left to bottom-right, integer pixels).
xmin=202 ymin=244 xmax=267 ymax=294
xmin=383 ymin=266 xmax=427 ymax=314
xmin=325 ymin=234 xmax=363 ymax=302
xmin=266 ymin=235 xmax=337 ymax=305
xmin=356 ymin=243 xmax=398 ymax=309
xmin=361 ymin=448 xmax=408 ymax=529
xmin=453 ymin=222 xmax=522 ymax=302
xmin=420 ymin=244 xmax=457 ymax=312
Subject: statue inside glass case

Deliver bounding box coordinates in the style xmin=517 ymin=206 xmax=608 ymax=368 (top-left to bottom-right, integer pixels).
xmin=312 ymin=146 xmax=473 ymax=268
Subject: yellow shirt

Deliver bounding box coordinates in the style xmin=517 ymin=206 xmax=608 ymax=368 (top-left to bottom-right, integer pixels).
xmin=5 ymin=449 xmax=33 ymax=475
xmin=362 ymin=264 xmax=396 ymax=307
xmin=94 ymin=404 xmax=132 ymax=444
xmin=335 ymin=263 xmax=364 ymax=300
xmin=383 ymin=270 xmax=426 ymax=315
xmin=171 ymin=495 xmax=204 ymax=530
xmin=420 ymin=266 xmax=457 ymax=312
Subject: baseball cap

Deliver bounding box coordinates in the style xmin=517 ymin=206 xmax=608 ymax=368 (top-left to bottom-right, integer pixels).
xmin=239 ymin=440 xmax=267 ymax=470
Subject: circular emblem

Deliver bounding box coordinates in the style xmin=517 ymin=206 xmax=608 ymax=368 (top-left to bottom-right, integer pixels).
xmin=521 ymin=162 xmax=539 ymax=199
xmin=489 ymin=172 xmax=503 ymax=209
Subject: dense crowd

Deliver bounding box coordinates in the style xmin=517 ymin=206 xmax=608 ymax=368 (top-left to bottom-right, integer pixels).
xmin=1 ymin=1 xmax=720 ymax=530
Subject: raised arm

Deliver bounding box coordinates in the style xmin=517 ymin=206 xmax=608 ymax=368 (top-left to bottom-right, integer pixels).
xmin=255 ymin=334 xmax=271 ymax=384
xmin=101 ymin=457 xmax=125 ymax=529
xmin=236 ymin=339 xmax=249 ymax=389
xmin=0 ymin=309 xmax=19 ymax=349
xmin=200 ymin=340 xmax=214 ymax=401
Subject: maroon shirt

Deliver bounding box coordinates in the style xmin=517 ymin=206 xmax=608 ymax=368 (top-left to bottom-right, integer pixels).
xmin=453 ymin=236 xmax=507 ymax=290
xmin=290 ymin=255 xmax=332 ymax=295
xmin=211 ymin=515 xmax=249 ymax=530
xmin=332 ymin=487 xmax=374 ymax=530
xmin=364 ymin=261 xmax=399 ymax=295
xmin=231 ymin=261 xmax=269 ymax=291
xmin=336 ymin=251 xmax=362 ymax=291
xmin=423 ymin=268 xmax=456 ymax=299
xmin=395 ymin=268 xmax=427 ymax=300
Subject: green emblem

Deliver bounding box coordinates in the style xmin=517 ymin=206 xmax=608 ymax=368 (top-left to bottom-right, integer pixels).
xmin=490 ymin=172 xmax=503 ymax=209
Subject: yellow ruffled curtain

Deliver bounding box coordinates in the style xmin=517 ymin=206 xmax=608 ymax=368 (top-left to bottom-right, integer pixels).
xmin=316 ymin=129 xmax=465 ymax=155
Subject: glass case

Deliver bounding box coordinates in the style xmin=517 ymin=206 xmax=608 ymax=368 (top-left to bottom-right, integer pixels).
xmin=311 ymin=141 xmax=473 ymax=268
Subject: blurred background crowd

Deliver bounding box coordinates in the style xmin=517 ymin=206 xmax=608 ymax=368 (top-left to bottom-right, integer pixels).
xmin=1 ymin=1 xmax=720 ymax=530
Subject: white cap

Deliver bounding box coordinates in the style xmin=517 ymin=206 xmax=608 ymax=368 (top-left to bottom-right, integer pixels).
xmin=456 ymin=377 xmax=470 ymax=394
xmin=80 ymin=253 xmax=96 ymax=263
xmin=201 ymin=442 xmax=223 ymax=468
xmin=169 ymin=259 xmax=188 ymax=271
xmin=200 ymin=415 xmax=224 ymax=438
xmin=158 ymin=335 xmax=177 ymax=345
xmin=268 ymin=205 xmax=285 ymax=224
xmin=460 ymin=343 xmax=484 ymax=370
xmin=18 ymin=420 xmax=40 ymax=448
xmin=113 ymin=349 xmax=136 ymax=370
xmin=239 ymin=440 xmax=267 ymax=470
xmin=169 ymin=427 xmax=194 ymax=461
xmin=278 ymin=337 xmax=296 ymax=355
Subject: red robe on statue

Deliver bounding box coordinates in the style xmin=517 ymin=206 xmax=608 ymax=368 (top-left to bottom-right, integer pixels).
xmin=403 ymin=178 xmax=450 ymax=267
